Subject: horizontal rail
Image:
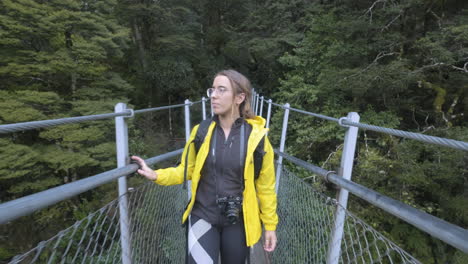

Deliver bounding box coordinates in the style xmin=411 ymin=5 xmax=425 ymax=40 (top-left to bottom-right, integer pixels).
xmin=0 ymin=111 xmax=131 ymax=134
xmin=0 ymin=149 xmax=183 ymax=225
xmin=134 ymin=100 xmax=202 ymax=115
xmin=275 ymin=150 xmax=468 ymax=253
xmin=0 ymin=100 xmax=204 ymax=134
xmin=270 ymin=101 xmax=339 ymax=122
xmin=134 ymin=103 xmax=188 ymax=114
xmin=341 ymin=120 xmax=468 ymax=152
xmin=265 ymin=97 xmax=467 ymax=151
xmin=192 ymin=99 xmax=204 ymax=104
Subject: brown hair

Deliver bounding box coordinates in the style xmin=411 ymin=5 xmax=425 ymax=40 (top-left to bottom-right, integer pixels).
xmin=215 ymin=69 xmax=255 ymax=119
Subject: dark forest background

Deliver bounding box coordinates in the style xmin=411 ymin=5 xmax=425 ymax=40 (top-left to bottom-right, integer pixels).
xmin=0 ymin=0 xmax=467 ymax=263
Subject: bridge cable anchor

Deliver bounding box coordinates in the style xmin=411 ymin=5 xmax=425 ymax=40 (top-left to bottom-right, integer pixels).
xmin=338 ymin=117 xmax=350 ymax=128
xmin=325 ymin=170 xmax=336 ymax=183
xmin=124 ymin=109 xmax=134 ymax=118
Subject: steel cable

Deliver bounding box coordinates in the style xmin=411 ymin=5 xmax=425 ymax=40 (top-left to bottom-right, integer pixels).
xmin=0 ymin=111 xmax=131 ymax=134
xmin=269 ymin=101 xmax=339 ymax=122
xmin=133 ymin=103 xmax=188 ymax=114
xmin=133 ymin=100 xmax=202 ymax=115
xmin=0 ymin=149 xmax=183 ymax=225
xmin=341 ymin=120 xmax=468 ymax=151
xmin=263 ymin=96 xmax=467 ymax=151
xmin=1 ymin=100 xmax=203 ymax=134
xmin=275 ymin=150 xmax=468 ymax=253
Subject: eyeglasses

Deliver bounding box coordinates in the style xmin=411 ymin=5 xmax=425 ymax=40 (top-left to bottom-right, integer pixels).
xmin=207 ymin=87 xmax=229 ymax=97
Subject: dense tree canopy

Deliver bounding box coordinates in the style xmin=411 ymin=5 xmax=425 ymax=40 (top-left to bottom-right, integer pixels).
xmin=0 ymin=0 xmax=466 ymax=263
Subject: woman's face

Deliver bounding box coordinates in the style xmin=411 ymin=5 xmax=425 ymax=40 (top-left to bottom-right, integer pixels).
xmin=210 ymin=75 xmax=244 ymax=117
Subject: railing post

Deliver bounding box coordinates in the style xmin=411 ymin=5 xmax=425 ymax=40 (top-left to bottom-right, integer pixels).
xmin=275 ymin=103 xmax=290 ymax=193
xmin=202 ymin=97 xmax=207 ymax=120
xmin=266 ymin=99 xmax=272 ymax=129
xmin=184 ymin=99 xmax=191 ymax=142
xmin=326 ymin=112 xmax=360 ymax=264
xmin=259 ymin=96 xmax=264 ymax=117
xmin=255 ymin=94 xmax=260 ymax=115
xmin=210 ymin=98 xmax=214 ymax=117
xmin=255 ymin=93 xmax=258 ymax=114
xmin=253 ymin=94 xmax=257 ymax=115
xmin=184 ymin=99 xmax=192 ymax=199
xmin=251 ymin=89 xmax=255 ymax=109
xmin=114 ymin=103 xmax=132 ymax=264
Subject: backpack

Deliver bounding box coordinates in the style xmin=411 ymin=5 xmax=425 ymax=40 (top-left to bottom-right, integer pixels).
xmin=194 ymin=118 xmax=265 ymax=180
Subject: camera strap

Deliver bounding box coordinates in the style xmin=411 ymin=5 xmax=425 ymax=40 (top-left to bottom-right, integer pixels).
xmin=211 ymin=126 xmax=218 ymax=202
xmin=240 ymin=121 xmax=245 ymax=190
xmin=211 ymin=121 xmax=246 ymax=200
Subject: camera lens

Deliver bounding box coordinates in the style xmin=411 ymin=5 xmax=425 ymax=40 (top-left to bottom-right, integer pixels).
xmin=217 ymin=196 xmax=242 ymax=225
xmin=226 ymin=206 xmax=239 ymax=224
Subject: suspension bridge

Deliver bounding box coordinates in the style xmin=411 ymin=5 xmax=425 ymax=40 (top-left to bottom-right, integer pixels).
xmin=0 ymin=92 xmax=467 ymax=264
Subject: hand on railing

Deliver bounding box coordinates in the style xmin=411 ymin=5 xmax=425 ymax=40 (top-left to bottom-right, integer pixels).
xmin=131 ymin=156 xmax=158 ymax=181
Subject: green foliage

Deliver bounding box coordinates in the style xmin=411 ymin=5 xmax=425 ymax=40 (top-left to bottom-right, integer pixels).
xmin=0 ymin=246 xmax=15 ymax=261
xmin=116 ymin=0 xmax=201 ymax=107
xmin=272 ymin=1 xmax=467 ymax=263
xmin=0 ymin=139 xmax=40 ymax=183
xmin=0 ymin=0 xmax=131 ymax=95
xmin=0 ymin=1 xmax=132 ymax=262
xmin=0 ymin=91 xmax=61 ymax=123
xmin=1 ymin=0 xmax=467 ymax=263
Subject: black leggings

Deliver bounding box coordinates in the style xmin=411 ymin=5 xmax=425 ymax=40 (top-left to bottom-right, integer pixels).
xmin=187 ymin=215 xmax=248 ymax=264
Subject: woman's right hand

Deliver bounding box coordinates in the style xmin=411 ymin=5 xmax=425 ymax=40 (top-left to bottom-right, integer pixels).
xmin=131 ymin=156 xmax=158 ymax=181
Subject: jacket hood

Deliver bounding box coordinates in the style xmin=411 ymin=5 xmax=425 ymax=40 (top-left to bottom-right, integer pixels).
xmin=246 ymin=115 xmax=267 ymax=129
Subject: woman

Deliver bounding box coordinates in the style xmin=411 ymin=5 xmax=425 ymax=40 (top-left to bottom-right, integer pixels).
xmin=132 ymin=69 xmax=278 ymax=264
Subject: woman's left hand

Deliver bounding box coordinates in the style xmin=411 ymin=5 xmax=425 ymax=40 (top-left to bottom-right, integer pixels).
xmin=263 ymin=230 xmax=277 ymax=252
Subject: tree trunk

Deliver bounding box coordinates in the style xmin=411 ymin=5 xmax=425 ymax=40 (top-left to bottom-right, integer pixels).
xmin=71 ymin=72 xmax=77 ymax=98
xmin=132 ymin=18 xmax=154 ymax=107
xmin=132 ymin=19 xmax=148 ymax=73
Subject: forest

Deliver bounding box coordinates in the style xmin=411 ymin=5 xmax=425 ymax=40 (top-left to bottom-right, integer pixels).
xmin=0 ymin=0 xmax=467 ymax=263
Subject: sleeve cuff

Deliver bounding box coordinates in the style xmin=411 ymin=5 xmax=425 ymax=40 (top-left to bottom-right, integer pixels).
xmin=154 ymin=169 xmax=164 ymax=184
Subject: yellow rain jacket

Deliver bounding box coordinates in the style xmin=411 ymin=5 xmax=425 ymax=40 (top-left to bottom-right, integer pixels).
xmin=154 ymin=116 xmax=278 ymax=246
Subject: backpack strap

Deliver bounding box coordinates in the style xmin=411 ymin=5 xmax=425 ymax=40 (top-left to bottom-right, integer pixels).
xmin=194 ymin=118 xmax=213 ymax=153
xmin=183 ymin=118 xmax=213 ymax=189
xmin=253 ymin=136 xmax=265 ymax=180
xmin=182 ymin=142 xmax=192 ymax=190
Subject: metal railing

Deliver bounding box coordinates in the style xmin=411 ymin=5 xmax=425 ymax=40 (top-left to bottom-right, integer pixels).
xmin=0 ymin=97 xmax=208 ymax=264
xmin=0 ymin=111 xmax=132 ymax=134
xmin=274 ymin=168 xmax=421 ymax=264
xmin=8 ymin=181 xmax=187 ymax=264
xmin=0 ymin=97 xmax=208 ymax=225
xmin=0 ymin=150 xmax=183 ymax=225
xmin=6 ymin=163 xmax=422 ymax=264
xmin=261 ymin=97 xmax=468 ymax=151
xmin=275 ymin=151 xmax=468 ymax=253
xmin=249 ymin=92 xmax=468 ymax=258
xmin=1 ymin=91 xmax=467 ymax=264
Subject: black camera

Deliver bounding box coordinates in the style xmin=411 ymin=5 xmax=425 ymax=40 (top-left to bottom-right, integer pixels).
xmin=217 ymin=196 xmax=243 ymax=224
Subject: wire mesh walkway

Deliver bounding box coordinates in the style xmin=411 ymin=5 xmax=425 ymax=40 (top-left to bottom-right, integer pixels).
xmin=9 ymin=182 xmax=187 ymax=264
xmin=274 ymin=168 xmax=420 ymax=264
xmin=2 ymin=96 xmax=467 ymax=263
xmin=9 ymin=167 xmax=420 ymax=264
